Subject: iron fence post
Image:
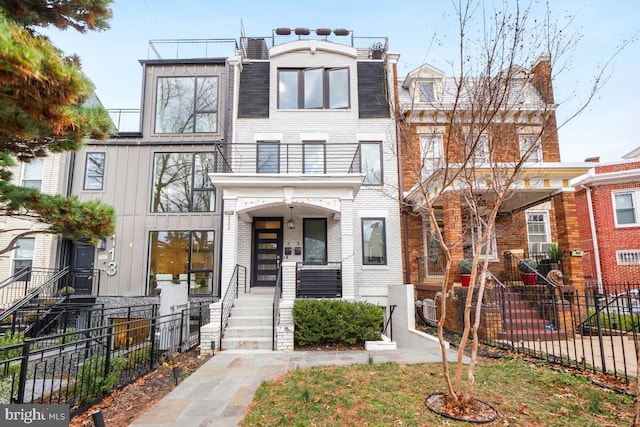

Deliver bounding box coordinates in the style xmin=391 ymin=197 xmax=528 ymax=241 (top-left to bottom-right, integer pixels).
xmin=149 ymin=314 xmax=157 ymax=371
xmin=15 ymin=340 xmax=31 ymax=404
xmin=179 ymin=308 xmax=185 ymax=351
xmin=104 ymin=325 xmax=112 ymax=384
xmin=593 ymin=289 xmax=607 ymax=374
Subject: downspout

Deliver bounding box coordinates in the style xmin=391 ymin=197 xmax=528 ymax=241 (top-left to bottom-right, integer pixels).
xmin=582 ymin=184 xmax=603 ymax=293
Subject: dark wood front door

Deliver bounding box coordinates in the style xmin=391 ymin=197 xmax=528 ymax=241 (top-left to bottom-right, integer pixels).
xmin=252 ymin=218 xmax=282 ymax=287
xmin=70 ymin=243 xmax=95 ymax=294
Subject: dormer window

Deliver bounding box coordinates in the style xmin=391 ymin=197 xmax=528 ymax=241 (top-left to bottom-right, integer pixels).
xmin=155 ymin=76 xmax=218 ymax=134
xmin=278 ymin=67 xmax=349 ymax=109
xmin=418 ymin=82 xmax=436 ymax=102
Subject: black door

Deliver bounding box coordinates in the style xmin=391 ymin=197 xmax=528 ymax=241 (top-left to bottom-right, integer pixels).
xmin=70 ymin=243 xmax=95 ymax=294
xmin=252 ymin=218 xmax=282 ymax=287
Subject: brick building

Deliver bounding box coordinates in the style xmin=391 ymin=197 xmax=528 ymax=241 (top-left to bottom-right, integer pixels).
xmin=572 ymin=150 xmax=640 ymax=292
xmin=396 ymin=56 xmax=591 ymax=290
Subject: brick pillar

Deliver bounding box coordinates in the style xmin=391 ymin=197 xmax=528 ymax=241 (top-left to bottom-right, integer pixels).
xmin=442 ymin=191 xmax=464 ymax=288
xmin=553 ymin=191 xmax=585 ymax=292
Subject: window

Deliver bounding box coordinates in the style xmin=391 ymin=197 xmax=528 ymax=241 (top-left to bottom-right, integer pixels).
xmin=303 ymin=219 xmax=327 ymax=264
xmin=148 ymin=230 xmax=215 ymax=295
xmin=362 ymin=218 xmax=387 ymax=265
xmin=13 ymin=238 xmax=34 ymax=274
xmin=617 ymin=250 xmax=640 ymax=265
xmin=21 ymin=158 xmax=44 ymax=191
xmin=614 ymin=192 xmax=639 ymax=226
xmin=474 ymin=135 xmax=489 ymax=164
xmin=257 ymin=142 xmax=280 ymax=173
xmin=360 ymin=142 xmax=382 ymax=185
xmin=418 ymin=82 xmax=435 ymax=102
xmin=303 ymin=142 xmax=326 ymax=174
xmin=155 ymin=76 xmax=218 ymax=133
xmin=151 ymin=152 xmax=216 ymax=212
xmin=526 ymin=211 xmax=551 ymax=253
xmin=419 ymin=135 xmax=443 ymax=170
xmin=519 ymin=134 xmax=542 ymax=162
xmin=471 ymin=219 xmax=497 ymax=259
xmin=84 ymin=152 xmax=105 ymax=190
xmin=278 ymin=67 xmax=349 ymax=109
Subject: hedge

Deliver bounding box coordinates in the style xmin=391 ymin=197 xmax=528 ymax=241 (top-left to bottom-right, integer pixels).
xmin=293 ymin=299 xmax=383 ymax=346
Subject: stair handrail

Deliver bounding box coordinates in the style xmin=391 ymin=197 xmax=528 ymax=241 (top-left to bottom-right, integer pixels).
xmin=219 ymin=264 xmax=245 ymax=344
xmin=504 ymin=251 xmax=559 ymax=290
xmin=0 ymin=267 xmax=31 ymax=291
xmin=272 ymin=267 xmax=283 ymax=350
xmin=0 ymin=267 xmax=70 ymax=325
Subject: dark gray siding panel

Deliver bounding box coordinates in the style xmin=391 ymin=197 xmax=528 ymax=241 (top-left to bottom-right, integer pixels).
xmin=357 ymin=62 xmax=390 ymax=118
xmin=238 ymin=62 xmax=270 ymax=118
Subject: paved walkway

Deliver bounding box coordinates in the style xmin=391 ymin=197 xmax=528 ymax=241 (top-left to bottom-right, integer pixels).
xmin=129 ymin=345 xmax=457 ymax=427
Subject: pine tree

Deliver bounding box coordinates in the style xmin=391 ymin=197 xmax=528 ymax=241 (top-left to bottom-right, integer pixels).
xmin=0 ymin=1 xmax=115 ymax=254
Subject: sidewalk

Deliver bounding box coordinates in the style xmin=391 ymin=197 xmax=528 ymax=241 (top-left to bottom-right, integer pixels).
xmin=129 ymin=344 xmax=456 ymax=427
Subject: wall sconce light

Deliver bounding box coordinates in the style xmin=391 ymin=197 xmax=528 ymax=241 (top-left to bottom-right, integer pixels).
xmin=97 ymin=238 xmax=107 ymax=250
xmin=287 ymin=206 xmax=295 ymax=229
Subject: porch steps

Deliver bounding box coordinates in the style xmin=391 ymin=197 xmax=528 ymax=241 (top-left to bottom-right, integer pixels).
xmin=221 ymin=289 xmax=274 ymax=351
xmin=497 ymin=288 xmax=568 ymax=341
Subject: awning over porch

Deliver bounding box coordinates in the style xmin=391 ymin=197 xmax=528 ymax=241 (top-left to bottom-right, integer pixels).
xmin=404 ymin=162 xmax=592 ymax=214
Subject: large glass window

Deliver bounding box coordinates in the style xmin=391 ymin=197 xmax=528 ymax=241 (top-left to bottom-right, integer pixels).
xmin=13 ymin=237 xmax=34 ymax=274
xmin=303 ymin=219 xmax=327 ymax=264
xmin=614 ymin=192 xmax=638 ymax=226
xmin=21 ymin=158 xmax=44 ymax=191
xmin=148 ymin=230 xmax=215 ymax=295
xmin=278 ymin=67 xmax=349 ymax=109
xmin=257 ymin=142 xmax=280 ymax=173
xmin=362 ymin=218 xmax=387 ymax=265
xmin=84 ymin=152 xmax=105 ymax=190
xmin=360 ymin=142 xmax=382 ymax=185
xmin=155 ymin=76 xmax=218 ymax=133
xmin=303 ymin=142 xmax=326 ymax=174
xmin=151 ymin=152 xmax=216 ymax=213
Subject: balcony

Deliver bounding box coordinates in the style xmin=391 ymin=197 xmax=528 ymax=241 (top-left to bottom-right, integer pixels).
xmin=107 ymin=109 xmax=141 ymax=134
xmin=216 ymin=142 xmax=365 ymax=176
xmin=147 ymin=39 xmax=239 ymax=60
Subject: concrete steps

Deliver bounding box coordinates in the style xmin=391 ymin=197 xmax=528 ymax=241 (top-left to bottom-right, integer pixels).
xmin=221 ymin=288 xmax=274 ymax=351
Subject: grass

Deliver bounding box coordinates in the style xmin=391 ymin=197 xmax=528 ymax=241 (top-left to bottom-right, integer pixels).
xmin=241 ymin=358 xmax=633 ymax=426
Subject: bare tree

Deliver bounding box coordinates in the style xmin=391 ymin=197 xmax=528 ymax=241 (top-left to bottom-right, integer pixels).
xmin=396 ymin=0 xmax=633 ymax=417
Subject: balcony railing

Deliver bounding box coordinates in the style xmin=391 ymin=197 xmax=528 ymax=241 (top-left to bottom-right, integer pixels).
xmin=147 ymin=39 xmax=239 ymax=60
xmin=107 ymin=109 xmax=141 ymax=133
xmin=223 ymin=142 xmax=363 ymax=175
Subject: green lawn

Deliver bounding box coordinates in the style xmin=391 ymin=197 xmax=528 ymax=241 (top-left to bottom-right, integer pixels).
xmin=242 ymin=357 xmax=633 ymax=426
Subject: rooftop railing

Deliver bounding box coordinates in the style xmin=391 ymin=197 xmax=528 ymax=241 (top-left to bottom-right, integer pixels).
xmin=147 ymin=38 xmax=239 ymax=60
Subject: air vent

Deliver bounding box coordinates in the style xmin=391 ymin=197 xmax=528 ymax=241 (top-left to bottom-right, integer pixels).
xmin=617 ymin=250 xmax=640 ymax=265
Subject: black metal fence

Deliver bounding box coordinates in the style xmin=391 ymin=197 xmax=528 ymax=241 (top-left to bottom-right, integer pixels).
xmin=469 ymin=281 xmax=640 ymax=384
xmin=0 ymin=300 xmax=210 ymax=415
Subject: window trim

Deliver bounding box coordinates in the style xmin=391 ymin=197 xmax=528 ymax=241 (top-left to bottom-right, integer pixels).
xmin=519 ymin=134 xmax=543 ymax=163
xmin=526 ymin=210 xmax=552 ymax=253
xmin=154 ymin=75 xmax=219 ymax=134
xmin=417 ymin=81 xmax=436 ymax=102
xmin=21 ymin=158 xmax=44 ymax=191
xmin=83 ymin=152 xmax=106 ymax=190
xmin=419 ymin=134 xmax=444 ymax=172
xmin=613 ymin=190 xmax=640 ymax=227
xmin=362 ymin=218 xmax=387 ymax=265
xmin=359 ymin=141 xmax=383 ymax=186
xmin=13 ymin=237 xmax=35 ymax=275
xmin=277 ymin=67 xmax=350 ymax=110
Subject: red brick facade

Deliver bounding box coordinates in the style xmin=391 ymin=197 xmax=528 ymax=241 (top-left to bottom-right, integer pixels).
xmin=574 ymin=161 xmax=640 ymax=290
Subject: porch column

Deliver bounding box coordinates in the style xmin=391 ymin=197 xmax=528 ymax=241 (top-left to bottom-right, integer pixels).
xmin=442 ymin=191 xmax=464 ymax=288
xmin=340 ymin=199 xmax=355 ymax=300
xmin=553 ymin=191 xmax=585 ymax=292
xmin=220 ymin=198 xmax=239 ymax=297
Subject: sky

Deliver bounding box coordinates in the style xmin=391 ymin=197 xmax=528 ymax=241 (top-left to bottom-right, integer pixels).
xmin=43 ymin=0 xmax=640 ymax=163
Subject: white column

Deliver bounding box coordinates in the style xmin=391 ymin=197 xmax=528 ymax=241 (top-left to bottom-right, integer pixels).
xmin=340 ymin=199 xmax=355 ymax=300
xmin=220 ymin=198 xmax=238 ymax=297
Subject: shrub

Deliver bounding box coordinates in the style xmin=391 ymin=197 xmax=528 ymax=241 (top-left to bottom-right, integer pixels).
xmin=293 ymin=299 xmax=383 ymax=347
xmin=518 ymin=258 xmax=537 ymax=273
xmin=76 ymin=355 xmax=126 ymax=403
xmin=588 ymin=311 xmax=640 ymax=332
xmin=458 ymin=258 xmax=473 ymax=275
